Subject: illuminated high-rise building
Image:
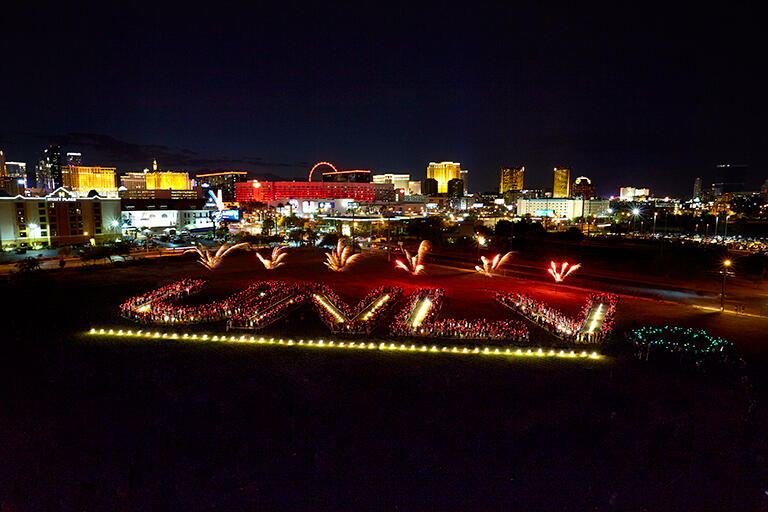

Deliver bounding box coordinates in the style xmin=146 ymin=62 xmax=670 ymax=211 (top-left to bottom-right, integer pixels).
xmin=712 ymin=164 xmax=747 ymax=196
xmin=196 ymin=171 xmax=247 ymax=202
xmin=145 ymin=171 xmax=191 ymax=190
xmin=36 ymin=145 xmax=63 ymax=191
xmin=0 ymin=150 xmax=5 ymax=176
xmin=619 ymin=187 xmax=650 ymax=200
xmin=553 ymin=167 xmax=570 ymax=198
xmin=447 ymin=178 xmax=464 ymax=198
xmin=421 ymin=178 xmax=439 ymax=197
xmin=120 ymin=172 xmax=147 ymax=190
xmin=693 ymin=177 xmax=702 ymax=199
xmin=571 ymin=176 xmax=594 ymax=198
xmin=373 ymin=173 xmax=411 ymax=193
xmin=62 ymin=165 xmax=117 ymax=193
xmin=5 ymin=162 xmax=27 ymax=181
xmin=66 ymin=152 xmax=82 ymax=166
xmin=321 ymin=169 xmax=371 ymax=183
xmin=500 ymin=166 xmax=524 ymax=194
xmin=426 ymin=161 xmax=461 ymax=194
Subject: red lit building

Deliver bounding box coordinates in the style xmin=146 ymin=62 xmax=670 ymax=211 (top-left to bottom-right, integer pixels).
xmin=236 ymin=181 xmax=394 ymax=203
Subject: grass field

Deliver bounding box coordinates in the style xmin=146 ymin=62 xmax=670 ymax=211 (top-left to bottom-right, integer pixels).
xmin=1 ymin=249 xmax=766 ymax=510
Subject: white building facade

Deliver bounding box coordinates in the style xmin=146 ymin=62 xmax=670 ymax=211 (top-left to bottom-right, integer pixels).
xmin=516 ymin=198 xmax=610 ymax=219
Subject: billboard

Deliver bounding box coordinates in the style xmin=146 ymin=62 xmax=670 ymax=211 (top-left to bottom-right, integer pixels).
xmin=219 ymin=209 xmax=240 ymax=221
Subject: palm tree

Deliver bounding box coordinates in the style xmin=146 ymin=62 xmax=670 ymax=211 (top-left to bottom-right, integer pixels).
xmin=185 ymin=243 xmax=248 ymax=270
xmin=395 ymin=240 xmax=430 ymax=275
xmin=257 ymin=246 xmax=287 ymax=270
xmin=475 ymin=252 xmax=513 ymax=277
xmin=324 ymin=239 xmax=360 ymax=271
xmin=548 ymin=261 xmax=581 ymax=282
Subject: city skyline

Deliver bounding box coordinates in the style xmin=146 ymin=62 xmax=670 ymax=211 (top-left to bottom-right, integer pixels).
xmin=0 ymin=3 xmax=759 ymax=196
xmin=0 ymin=134 xmax=754 ymax=198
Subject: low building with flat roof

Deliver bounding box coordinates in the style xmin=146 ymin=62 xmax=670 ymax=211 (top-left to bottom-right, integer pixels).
xmin=0 ymin=187 xmax=121 ymax=248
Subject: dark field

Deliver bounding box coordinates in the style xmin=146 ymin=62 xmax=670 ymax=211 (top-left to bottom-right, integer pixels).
xmin=1 ymin=249 xmax=766 ymax=510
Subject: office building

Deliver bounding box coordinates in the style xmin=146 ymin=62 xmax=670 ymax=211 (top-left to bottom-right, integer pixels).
xmin=34 ymin=158 xmax=46 ymax=190
xmin=460 ymin=170 xmax=469 ymax=193
xmin=500 ymin=166 xmax=524 ymax=194
xmin=447 ymin=178 xmax=464 ymax=198
xmin=66 ymin=152 xmax=82 ymax=166
xmin=235 ymin=180 xmax=394 ymax=203
xmin=421 ymin=178 xmax=439 ymax=197
xmin=427 ymin=161 xmax=461 ymax=194
xmin=619 ymin=187 xmax=650 ymax=200
xmin=571 ymin=176 xmax=594 ymax=198
xmin=322 ymin=169 xmax=372 ymax=183
xmin=0 ymin=187 xmax=121 ymax=249
xmin=693 ymin=177 xmax=702 ymax=199
xmin=61 ymin=165 xmax=117 ymax=194
xmin=36 ymin=145 xmax=63 ymax=191
xmin=373 ymin=173 xmax=411 ymax=193
xmin=0 ymin=176 xmax=25 ymax=196
xmin=553 ymin=167 xmax=570 ymax=198
xmin=196 ymin=171 xmax=247 ymax=202
xmin=407 ymin=180 xmax=422 ymax=195
xmin=5 ymin=162 xmax=27 ymax=181
xmin=516 ymin=198 xmax=610 ymax=219
xmin=712 ymin=164 xmax=747 ymax=196
xmin=120 ymin=172 xmax=148 ymax=190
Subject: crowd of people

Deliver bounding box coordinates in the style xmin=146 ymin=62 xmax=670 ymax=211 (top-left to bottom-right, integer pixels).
xmin=121 ymin=280 xmax=611 ymax=346
xmin=347 ymin=286 xmax=402 ymax=334
xmin=390 ymin=288 xmax=445 ymax=336
xmin=312 ymin=285 xmax=403 ymax=334
xmin=119 ymin=279 xmax=216 ymax=324
xmin=417 ymin=318 xmax=529 ymax=342
xmin=496 ymin=292 xmax=580 ymax=338
xmin=121 ymin=279 xmax=313 ymax=327
xmin=389 ymin=288 xmax=529 ymax=342
xmin=231 ymin=281 xmax=311 ymax=329
xmin=576 ymin=293 xmax=619 ymax=342
xmin=495 ymin=292 xmax=619 ymax=344
xmin=311 ymin=285 xmax=353 ymax=331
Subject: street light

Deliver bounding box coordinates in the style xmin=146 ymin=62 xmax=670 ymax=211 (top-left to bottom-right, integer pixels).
xmin=721 ymin=259 xmax=732 ymax=311
xmin=653 ymin=212 xmax=658 ymax=235
xmin=631 ymin=208 xmax=640 ymax=234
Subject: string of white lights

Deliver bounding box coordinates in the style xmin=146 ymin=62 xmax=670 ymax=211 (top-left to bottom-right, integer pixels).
xmin=87 ymin=327 xmax=603 ymax=360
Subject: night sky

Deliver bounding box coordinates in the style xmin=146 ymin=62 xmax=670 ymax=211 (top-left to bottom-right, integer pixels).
xmin=0 ymin=3 xmax=758 ymax=196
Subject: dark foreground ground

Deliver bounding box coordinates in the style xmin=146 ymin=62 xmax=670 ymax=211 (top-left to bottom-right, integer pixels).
xmin=1 ymin=249 xmax=767 ymax=510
